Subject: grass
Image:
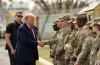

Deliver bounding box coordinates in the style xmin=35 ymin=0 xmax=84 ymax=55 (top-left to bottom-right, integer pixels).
xmin=36 ymin=61 xmax=41 ymax=65
xmin=38 ymin=46 xmax=53 ymax=64
xmin=0 ymin=37 xmax=5 ymax=39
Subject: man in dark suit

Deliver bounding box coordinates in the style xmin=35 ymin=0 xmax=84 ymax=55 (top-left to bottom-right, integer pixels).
xmin=14 ymin=14 xmax=45 ymax=65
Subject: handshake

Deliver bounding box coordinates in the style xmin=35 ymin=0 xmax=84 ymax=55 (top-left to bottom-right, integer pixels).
xmin=38 ymin=41 xmax=46 ymax=48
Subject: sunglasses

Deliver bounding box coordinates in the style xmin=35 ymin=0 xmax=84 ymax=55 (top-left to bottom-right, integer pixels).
xmin=16 ymin=15 xmax=23 ymax=18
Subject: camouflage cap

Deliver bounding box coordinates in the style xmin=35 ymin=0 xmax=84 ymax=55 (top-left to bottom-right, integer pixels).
xmin=76 ymin=12 xmax=87 ymax=18
xmin=68 ymin=17 xmax=76 ymax=23
xmin=60 ymin=15 xmax=70 ymax=21
xmin=83 ymin=21 xmax=93 ymax=29
xmin=57 ymin=16 xmax=63 ymax=21
xmin=97 ymin=22 xmax=100 ymax=25
xmin=90 ymin=17 xmax=100 ymax=26
xmin=51 ymin=20 xmax=57 ymax=26
xmin=72 ymin=17 xmax=77 ymax=23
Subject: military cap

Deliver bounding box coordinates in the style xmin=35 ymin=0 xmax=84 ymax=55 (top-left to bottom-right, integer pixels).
xmin=60 ymin=15 xmax=70 ymax=21
xmin=51 ymin=20 xmax=57 ymax=26
xmin=57 ymin=16 xmax=63 ymax=21
xmin=90 ymin=17 xmax=100 ymax=26
xmin=72 ymin=17 xmax=77 ymax=23
xmin=68 ymin=17 xmax=76 ymax=23
xmin=76 ymin=12 xmax=87 ymax=18
xmin=97 ymin=22 xmax=100 ymax=25
xmin=83 ymin=21 xmax=93 ymax=29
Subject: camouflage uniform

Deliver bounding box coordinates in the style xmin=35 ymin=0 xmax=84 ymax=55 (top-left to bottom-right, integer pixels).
xmin=90 ymin=17 xmax=100 ymax=65
xmin=54 ymin=15 xmax=72 ymax=65
xmin=51 ymin=29 xmax=62 ymax=65
xmin=90 ymin=35 xmax=100 ymax=65
xmin=75 ymin=22 xmax=96 ymax=65
xmin=64 ymin=17 xmax=77 ymax=65
xmin=64 ymin=29 xmax=78 ymax=65
xmin=71 ymin=13 xmax=87 ymax=60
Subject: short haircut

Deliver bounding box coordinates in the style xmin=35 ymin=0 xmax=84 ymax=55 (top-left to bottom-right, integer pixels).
xmin=15 ymin=10 xmax=23 ymax=15
xmin=24 ymin=13 xmax=36 ymax=20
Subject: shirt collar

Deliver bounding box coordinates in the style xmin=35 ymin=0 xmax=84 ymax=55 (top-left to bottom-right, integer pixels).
xmin=26 ymin=23 xmax=30 ymax=28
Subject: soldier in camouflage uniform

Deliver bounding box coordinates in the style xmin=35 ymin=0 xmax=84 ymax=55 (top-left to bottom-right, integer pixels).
xmin=74 ymin=21 xmax=97 ymax=65
xmin=44 ymin=17 xmax=63 ymax=65
xmin=64 ymin=17 xmax=78 ymax=65
xmin=54 ymin=15 xmax=72 ymax=65
xmin=45 ymin=15 xmax=72 ymax=65
xmin=50 ymin=20 xmax=60 ymax=49
xmin=70 ymin=13 xmax=87 ymax=62
xmin=50 ymin=20 xmax=60 ymax=65
xmin=90 ymin=17 xmax=100 ymax=65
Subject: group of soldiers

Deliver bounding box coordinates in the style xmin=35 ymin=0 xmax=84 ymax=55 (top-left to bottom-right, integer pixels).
xmin=43 ymin=11 xmax=100 ymax=65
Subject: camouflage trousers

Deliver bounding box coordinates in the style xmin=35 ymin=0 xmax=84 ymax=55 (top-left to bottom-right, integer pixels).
xmin=53 ymin=58 xmax=57 ymax=65
xmin=69 ymin=61 xmax=74 ymax=65
xmin=80 ymin=63 xmax=89 ymax=65
xmin=80 ymin=61 xmax=89 ymax=65
xmin=57 ymin=59 xmax=65 ymax=65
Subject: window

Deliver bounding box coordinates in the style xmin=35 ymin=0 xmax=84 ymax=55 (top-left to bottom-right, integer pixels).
xmin=89 ymin=15 xmax=92 ymax=21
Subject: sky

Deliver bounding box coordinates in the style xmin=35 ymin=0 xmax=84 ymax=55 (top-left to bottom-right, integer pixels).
xmin=2 ymin=0 xmax=100 ymax=10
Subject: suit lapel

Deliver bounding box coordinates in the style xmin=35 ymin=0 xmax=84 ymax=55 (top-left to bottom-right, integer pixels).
xmin=23 ymin=23 xmax=34 ymax=40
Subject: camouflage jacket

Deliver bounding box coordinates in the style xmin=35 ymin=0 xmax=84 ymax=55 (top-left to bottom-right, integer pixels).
xmin=90 ymin=35 xmax=100 ymax=65
xmin=76 ymin=34 xmax=96 ymax=64
xmin=55 ymin=26 xmax=72 ymax=59
xmin=51 ymin=29 xmax=62 ymax=53
xmin=73 ymin=28 xmax=87 ymax=58
xmin=65 ymin=29 xmax=78 ymax=60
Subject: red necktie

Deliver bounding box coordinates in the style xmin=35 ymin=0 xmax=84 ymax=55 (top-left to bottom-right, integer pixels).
xmin=30 ymin=27 xmax=36 ymax=40
xmin=30 ymin=26 xmax=36 ymax=51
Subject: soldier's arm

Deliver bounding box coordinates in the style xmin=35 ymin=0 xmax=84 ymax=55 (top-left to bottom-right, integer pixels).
xmin=76 ymin=37 xmax=92 ymax=64
xmin=45 ymin=38 xmax=59 ymax=45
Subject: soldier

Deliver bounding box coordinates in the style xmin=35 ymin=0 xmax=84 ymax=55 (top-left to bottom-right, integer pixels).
xmin=50 ymin=19 xmax=61 ymax=65
xmin=54 ymin=15 xmax=72 ymax=65
xmin=64 ymin=17 xmax=78 ymax=65
xmin=50 ymin=20 xmax=60 ymax=49
xmin=90 ymin=17 xmax=100 ymax=65
xmin=70 ymin=12 xmax=87 ymax=62
xmin=74 ymin=21 xmax=97 ymax=65
xmin=44 ymin=17 xmax=63 ymax=65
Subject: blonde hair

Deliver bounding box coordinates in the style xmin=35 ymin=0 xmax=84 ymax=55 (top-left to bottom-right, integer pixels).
xmin=24 ymin=13 xmax=36 ymax=20
xmin=15 ymin=10 xmax=23 ymax=15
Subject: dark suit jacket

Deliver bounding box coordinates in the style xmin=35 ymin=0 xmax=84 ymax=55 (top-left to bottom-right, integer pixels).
xmin=15 ymin=23 xmax=39 ymax=62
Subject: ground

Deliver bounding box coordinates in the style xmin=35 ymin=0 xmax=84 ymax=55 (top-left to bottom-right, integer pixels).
xmin=0 ymin=39 xmax=10 ymax=65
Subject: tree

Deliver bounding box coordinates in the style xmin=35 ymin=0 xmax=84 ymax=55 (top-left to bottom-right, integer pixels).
xmin=2 ymin=2 xmax=7 ymax=9
xmin=0 ymin=0 xmax=2 ymax=8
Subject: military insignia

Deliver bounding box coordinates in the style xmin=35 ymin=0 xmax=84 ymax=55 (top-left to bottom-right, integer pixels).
xmin=63 ymin=34 xmax=66 ymax=37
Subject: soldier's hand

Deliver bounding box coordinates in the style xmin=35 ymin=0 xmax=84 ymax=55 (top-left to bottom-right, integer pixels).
xmin=65 ymin=59 xmax=69 ymax=64
xmin=74 ymin=62 xmax=81 ymax=65
xmin=64 ymin=44 xmax=69 ymax=50
xmin=55 ymin=56 xmax=58 ymax=61
xmin=50 ymin=51 xmax=55 ymax=58
xmin=70 ymin=56 xmax=77 ymax=62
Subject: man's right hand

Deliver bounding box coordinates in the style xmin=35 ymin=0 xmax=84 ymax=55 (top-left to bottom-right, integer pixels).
xmin=38 ymin=41 xmax=45 ymax=48
xmin=11 ymin=49 xmax=15 ymax=55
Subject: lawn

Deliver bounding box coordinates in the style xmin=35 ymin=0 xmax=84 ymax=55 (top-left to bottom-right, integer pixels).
xmin=38 ymin=46 xmax=53 ymax=64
